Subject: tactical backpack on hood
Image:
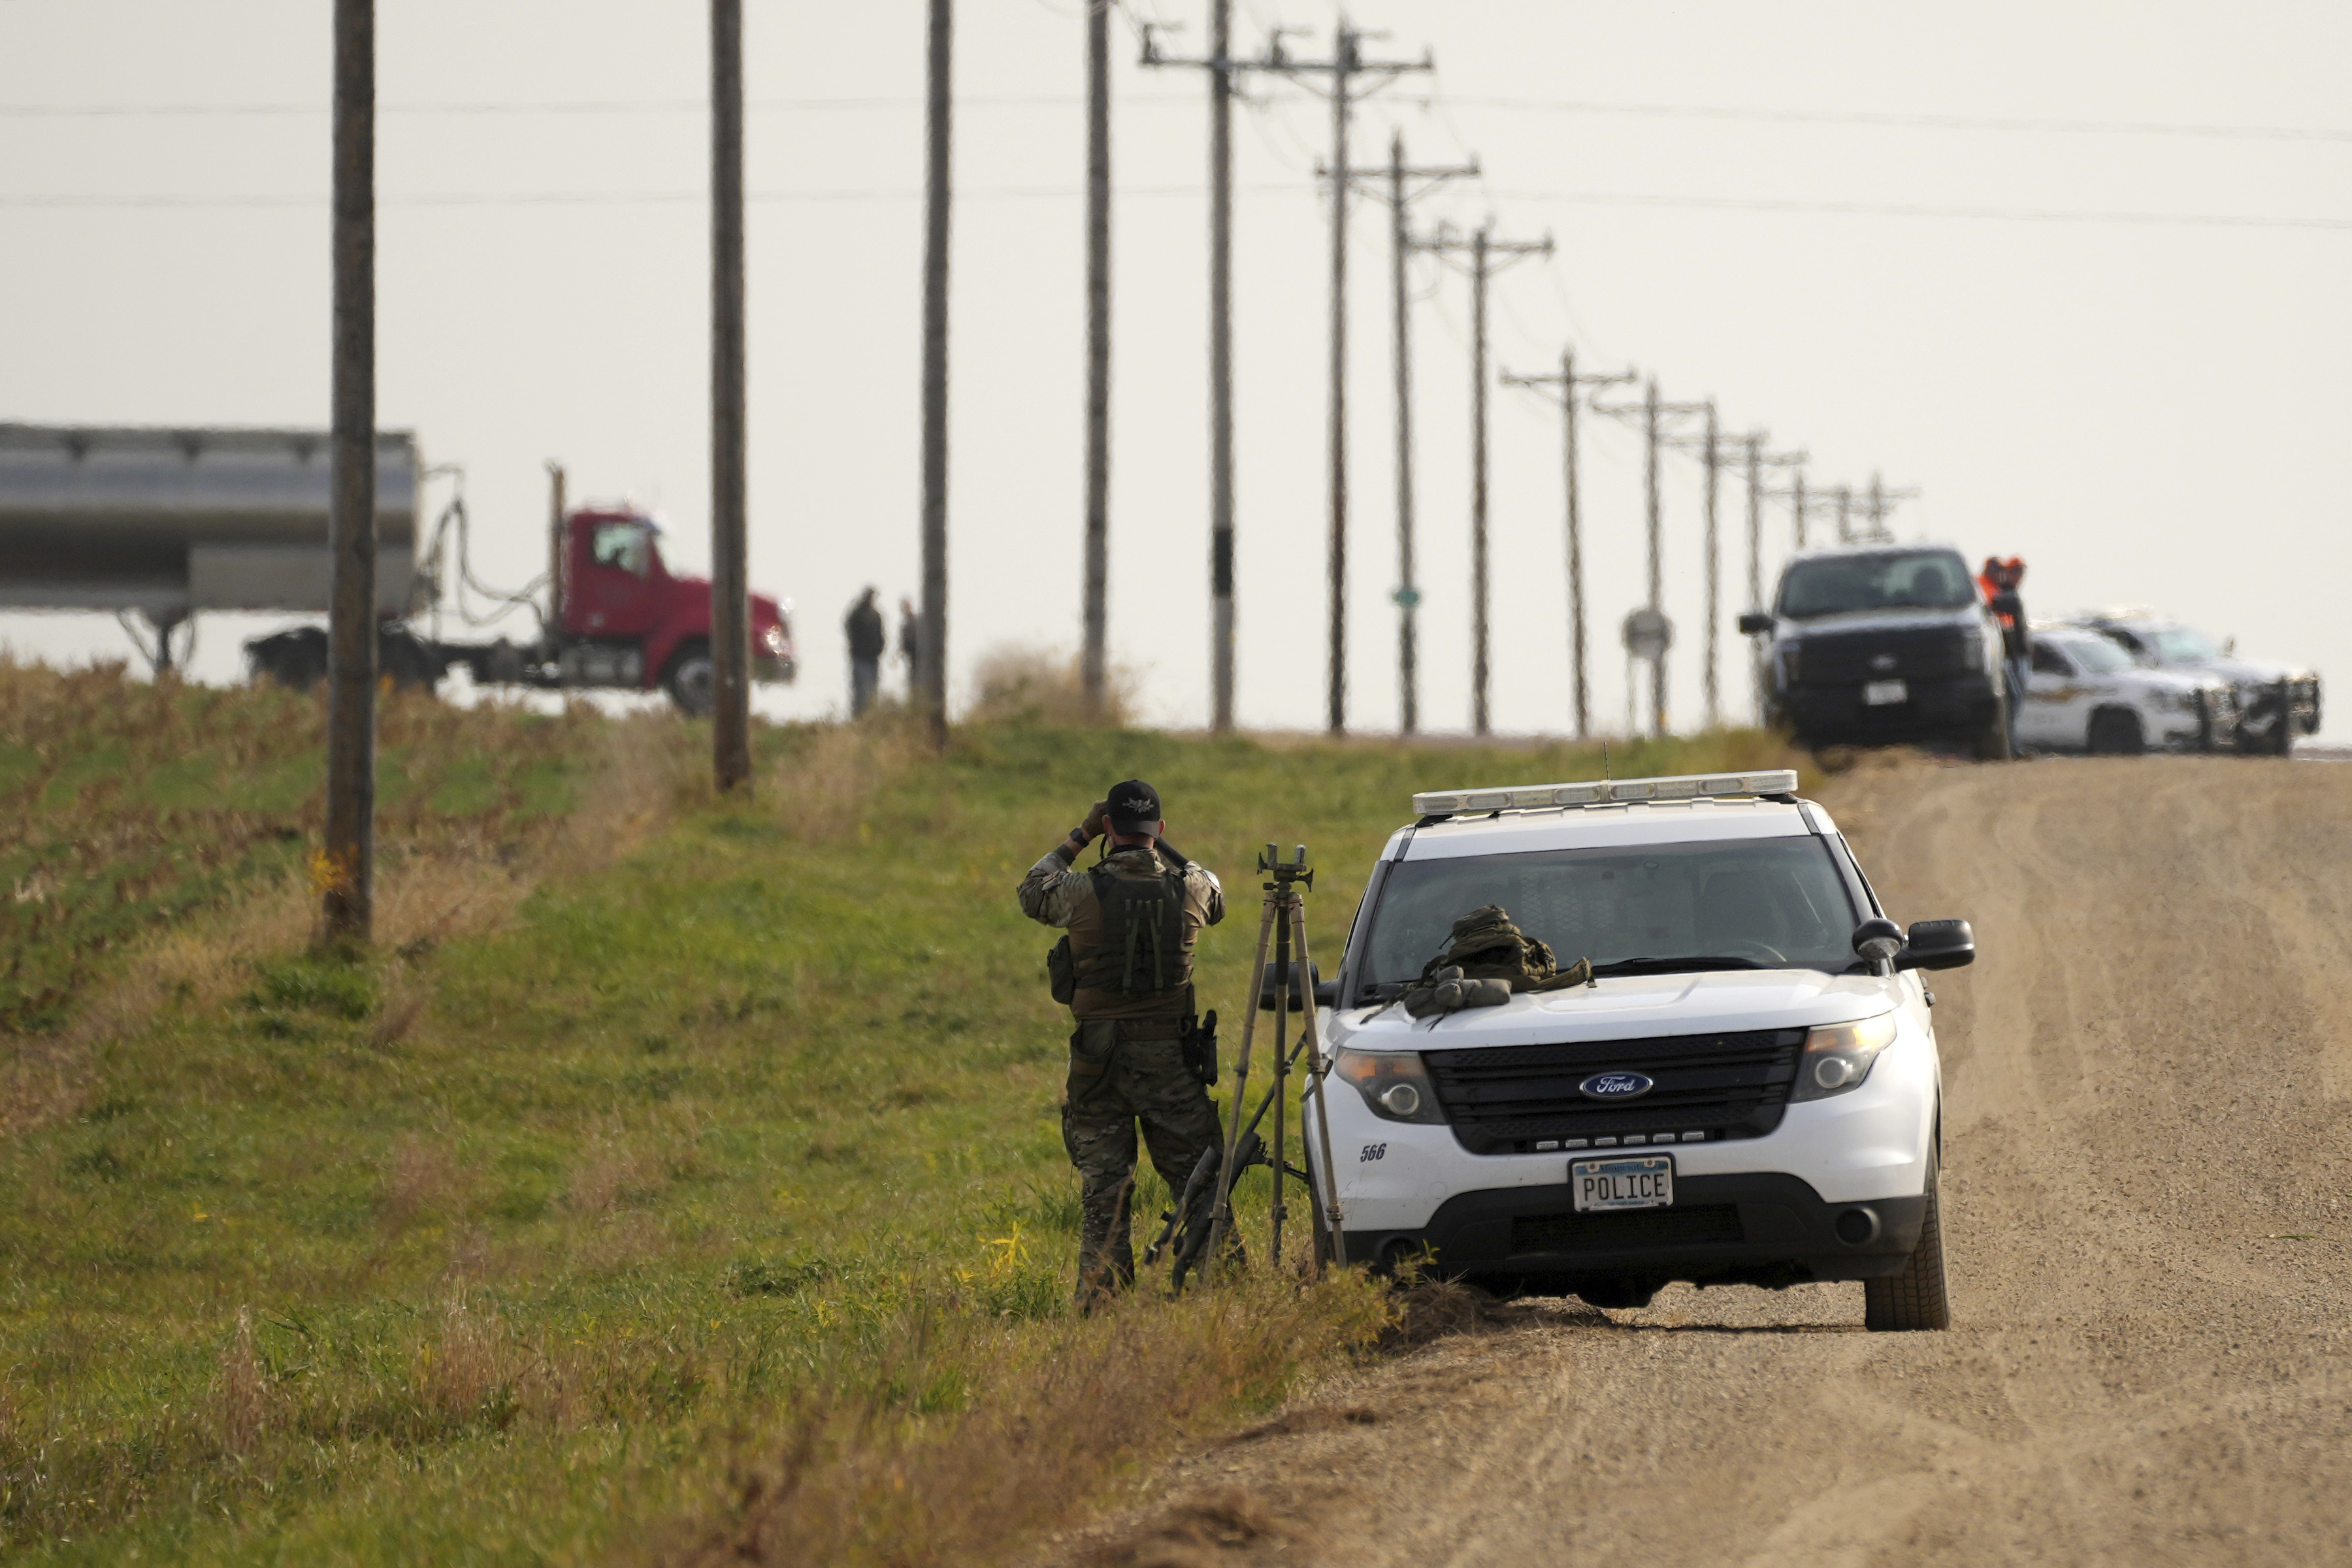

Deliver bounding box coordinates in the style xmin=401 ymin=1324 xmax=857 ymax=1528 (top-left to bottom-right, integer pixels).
xmin=1399 ymin=904 xmax=1592 ymax=1017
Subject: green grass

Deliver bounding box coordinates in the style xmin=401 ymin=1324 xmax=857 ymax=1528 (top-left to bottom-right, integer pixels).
xmin=0 ymin=661 xmax=601 ymax=1035
xmin=0 ymin=698 xmax=1808 ymax=1565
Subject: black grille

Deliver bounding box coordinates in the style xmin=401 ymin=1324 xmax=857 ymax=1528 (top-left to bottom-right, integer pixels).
xmin=1510 ymin=1204 xmax=1745 ymax=1254
xmin=1795 ymin=627 xmax=1971 ymax=685
xmin=1424 ymin=1028 xmax=1805 ymax=1155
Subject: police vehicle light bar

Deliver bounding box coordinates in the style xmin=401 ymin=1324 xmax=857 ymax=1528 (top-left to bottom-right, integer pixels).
xmin=1412 ymin=769 xmax=1799 ymax=818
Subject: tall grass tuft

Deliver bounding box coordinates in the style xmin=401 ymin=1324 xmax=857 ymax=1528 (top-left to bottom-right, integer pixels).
xmin=968 ymin=644 xmax=1140 ymax=728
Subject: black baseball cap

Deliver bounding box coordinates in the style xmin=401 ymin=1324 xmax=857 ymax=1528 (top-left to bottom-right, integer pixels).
xmin=1106 ymin=779 xmax=1163 ymax=834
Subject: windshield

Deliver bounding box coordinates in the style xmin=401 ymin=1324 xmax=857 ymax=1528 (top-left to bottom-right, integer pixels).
xmin=1778 ymin=551 xmax=1976 ymax=619
xmin=1359 ymin=836 xmax=1861 ymax=985
xmin=2055 ymin=636 xmax=2131 ymax=674
xmin=591 ymin=521 xmax=655 ymax=578
xmin=2152 ymin=627 xmax=2220 ymax=662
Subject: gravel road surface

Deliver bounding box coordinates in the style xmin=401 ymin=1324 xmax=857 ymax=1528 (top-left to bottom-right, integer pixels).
xmin=1058 ymin=757 xmax=2352 ymax=1567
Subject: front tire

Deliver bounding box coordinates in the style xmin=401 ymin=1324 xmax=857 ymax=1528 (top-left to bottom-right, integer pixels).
xmin=664 ymin=646 xmax=717 ymax=715
xmin=1864 ymin=1156 xmax=1951 ymax=1331
xmin=2087 ymin=708 xmax=2144 ymax=756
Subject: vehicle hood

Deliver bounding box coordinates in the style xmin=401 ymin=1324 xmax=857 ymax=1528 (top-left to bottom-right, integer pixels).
xmin=2123 ymin=666 xmax=2223 ymax=694
xmin=659 ymin=575 xmax=790 ymax=637
xmin=1331 ymin=968 xmax=1895 ymax=1051
xmin=1776 ymin=605 xmax=1983 ymax=640
xmin=2164 ymin=651 xmax=2310 ymax=684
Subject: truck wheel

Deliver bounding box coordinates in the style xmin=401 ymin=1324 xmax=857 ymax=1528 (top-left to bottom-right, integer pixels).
xmin=378 ymin=627 xmax=442 ymax=693
xmin=2087 ymin=708 xmax=2144 ymax=756
xmin=246 ymin=626 xmax=330 ymax=691
xmin=1972 ymin=693 xmax=2014 ymax=762
xmin=664 ymin=647 xmax=717 ymax=715
xmin=1863 ymin=1158 xmax=1951 ymax=1331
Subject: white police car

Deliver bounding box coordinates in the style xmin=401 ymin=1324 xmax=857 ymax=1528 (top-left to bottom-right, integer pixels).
xmin=2020 ymin=625 xmax=2235 ymax=754
xmin=1305 ymin=770 xmax=1971 ymax=1330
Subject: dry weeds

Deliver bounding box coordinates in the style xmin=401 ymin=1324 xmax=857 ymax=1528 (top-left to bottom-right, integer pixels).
xmin=770 ymin=715 xmax=932 ymax=843
xmin=967 ymin=644 xmax=1139 ymax=728
xmin=209 ymin=1308 xmax=284 ymax=1456
xmin=653 ymin=1272 xmax=1390 ymax=1568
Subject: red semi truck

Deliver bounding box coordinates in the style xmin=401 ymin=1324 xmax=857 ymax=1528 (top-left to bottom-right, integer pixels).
xmin=0 ymin=424 xmax=796 ymax=714
xmin=247 ymin=503 xmax=795 ymax=713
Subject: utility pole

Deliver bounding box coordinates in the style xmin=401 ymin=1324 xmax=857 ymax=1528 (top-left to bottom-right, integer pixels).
xmin=1259 ymin=23 xmax=1431 ymax=735
xmin=1834 ymin=483 xmax=1853 ymax=546
xmin=1744 ymin=442 xmax=1806 ymax=722
xmin=1862 ymin=472 xmax=1919 ymax=542
xmin=1664 ymin=413 xmax=1765 ymax=731
xmin=1081 ymin=0 xmax=1111 ymax=721
xmin=1326 ymin=135 xmax=1476 ymax=734
xmin=1502 ymin=350 xmax=1633 ymax=739
xmin=1414 ymin=220 xmax=1552 ymax=735
xmin=918 ymin=0 xmax=953 ymax=752
xmin=1140 ymin=9 xmax=1252 ymax=732
xmin=710 ymin=0 xmax=751 ymax=792
xmin=323 ymin=0 xmax=375 ymax=944
xmin=1593 ymin=380 xmax=1707 ymax=737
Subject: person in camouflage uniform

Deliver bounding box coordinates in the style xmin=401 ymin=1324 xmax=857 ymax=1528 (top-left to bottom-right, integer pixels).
xmin=1017 ymin=779 xmax=1224 ymax=1308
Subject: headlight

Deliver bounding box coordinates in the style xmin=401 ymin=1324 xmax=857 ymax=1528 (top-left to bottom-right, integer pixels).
xmin=759 ymin=625 xmax=789 ymax=655
xmin=1788 ymin=1013 xmax=1898 ymax=1102
xmin=1333 ymin=1048 xmax=1447 ymax=1124
xmin=2152 ymin=687 xmax=2191 ymax=712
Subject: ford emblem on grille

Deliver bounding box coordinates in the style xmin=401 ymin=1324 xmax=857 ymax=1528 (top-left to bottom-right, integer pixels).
xmin=1579 ymin=1071 xmax=1655 ymax=1100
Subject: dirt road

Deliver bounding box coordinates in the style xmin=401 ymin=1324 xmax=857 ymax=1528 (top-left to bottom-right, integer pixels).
xmin=1061 ymin=757 xmax=2352 ymax=1567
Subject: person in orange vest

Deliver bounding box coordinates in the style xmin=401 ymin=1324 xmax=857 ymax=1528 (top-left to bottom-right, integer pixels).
xmin=1979 ymin=557 xmax=2028 ymax=752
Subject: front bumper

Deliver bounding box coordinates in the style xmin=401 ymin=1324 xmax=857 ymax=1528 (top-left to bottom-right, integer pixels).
xmin=1345 ymin=1170 xmax=1927 ymax=1288
xmin=1309 ymin=1031 xmax=1940 ymax=1286
xmin=753 ymin=653 xmax=797 ymax=685
xmin=1779 ymin=670 xmax=1999 ymax=746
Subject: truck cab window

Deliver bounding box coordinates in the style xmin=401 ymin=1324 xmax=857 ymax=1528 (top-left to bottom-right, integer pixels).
xmin=591 ymin=523 xmax=652 ymax=578
xmin=2029 ymin=642 xmax=2070 ymax=677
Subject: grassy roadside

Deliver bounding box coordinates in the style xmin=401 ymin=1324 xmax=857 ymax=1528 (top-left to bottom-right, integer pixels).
xmin=1 ymin=696 xmax=1809 ymax=1565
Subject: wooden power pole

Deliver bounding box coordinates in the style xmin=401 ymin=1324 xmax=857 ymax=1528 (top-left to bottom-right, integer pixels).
xmin=1503 ymin=350 xmax=1633 ymax=740
xmin=710 ymin=0 xmax=751 ymax=791
xmin=1139 ymin=7 xmax=1244 ymax=732
xmin=323 ymin=0 xmax=375 ymax=944
xmin=1261 ymin=24 xmax=1429 ymax=734
xmin=919 ymin=0 xmax=953 ymax=751
xmin=1329 ymin=134 xmax=1476 ymax=735
xmin=1081 ymin=0 xmax=1111 ymax=721
xmin=1414 ymin=220 xmax=1551 ymax=736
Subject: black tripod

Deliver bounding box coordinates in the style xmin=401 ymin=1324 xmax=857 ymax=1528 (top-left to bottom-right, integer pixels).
xmin=1209 ymin=845 xmax=1348 ymax=1275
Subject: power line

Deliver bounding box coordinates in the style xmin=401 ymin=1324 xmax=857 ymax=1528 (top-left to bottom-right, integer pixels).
xmin=21 ymin=94 xmax=2349 ymax=146
xmin=0 ymin=94 xmax=1205 ymax=118
xmin=1414 ymin=96 xmax=2352 ymax=146
xmin=14 ymin=182 xmax=2352 ymax=233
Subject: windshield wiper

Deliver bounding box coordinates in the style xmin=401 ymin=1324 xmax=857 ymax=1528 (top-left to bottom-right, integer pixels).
xmin=1588 ymin=956 xmax=1767 ymax=977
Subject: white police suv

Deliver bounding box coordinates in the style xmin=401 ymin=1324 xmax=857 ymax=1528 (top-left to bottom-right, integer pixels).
xmin=1306 ymin=769 xmax=1972 ymax=1330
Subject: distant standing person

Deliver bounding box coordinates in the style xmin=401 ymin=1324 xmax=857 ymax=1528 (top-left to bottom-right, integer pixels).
xmin=898 ymin=595 xmax=920 ymax=693
xmin=845 ymin=587 xmax=886 ymax=717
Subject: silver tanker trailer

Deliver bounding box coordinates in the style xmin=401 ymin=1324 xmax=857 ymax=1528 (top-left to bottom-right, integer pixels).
xmin=0 ymin=423 xmax=796 ymax=710
xmin=0 ymin=421 xmax=424 ymax=673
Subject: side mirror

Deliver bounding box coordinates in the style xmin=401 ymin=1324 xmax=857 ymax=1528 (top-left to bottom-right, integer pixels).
xmin=1313 ymin=978 xmax=1341 ymax=1009
xmin=1258 ymin=960 xmax=1322 ymax=1011
xmin=1895 ymin=918 xmax=1974 ymax=972
xmin=1737 ymin=611 xmax=1774 ymax=636
xmin=1851 ymin=917 xmax=1904 ymax=964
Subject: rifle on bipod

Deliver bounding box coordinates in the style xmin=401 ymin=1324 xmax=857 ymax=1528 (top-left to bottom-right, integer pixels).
xmin=1142 ymin=1130 xmax=1262 ymax=1289
xmin=1196 ymin=843 xmax=1351 ymax=1282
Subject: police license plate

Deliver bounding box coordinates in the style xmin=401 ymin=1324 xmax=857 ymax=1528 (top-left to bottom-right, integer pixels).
xmin=1571 ymin=1154 xmax=1674 ymax=1213
xmin=1863 ymin=679 xmax=1908 ymax=706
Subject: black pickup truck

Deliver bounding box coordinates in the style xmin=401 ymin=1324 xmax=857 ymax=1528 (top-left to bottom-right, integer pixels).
xmin=1740 ymin=544 xmax=2012 ymax=759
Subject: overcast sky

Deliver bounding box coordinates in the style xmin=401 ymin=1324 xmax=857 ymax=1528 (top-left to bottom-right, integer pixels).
xmin=3 ymin=1 xmax=2346 ymax=741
